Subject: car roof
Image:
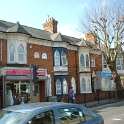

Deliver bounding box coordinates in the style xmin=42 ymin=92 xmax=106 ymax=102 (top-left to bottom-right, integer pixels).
xmin=3 ymin=102 xmax=81 ymax=113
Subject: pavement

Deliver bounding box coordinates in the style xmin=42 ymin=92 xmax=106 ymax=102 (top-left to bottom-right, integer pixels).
xmin=88 ymin=99 xmax=124 ymax=111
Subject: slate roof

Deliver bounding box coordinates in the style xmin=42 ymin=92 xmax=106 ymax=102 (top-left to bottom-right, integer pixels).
xmin=0 ymin=20 xmax=80 ymax=45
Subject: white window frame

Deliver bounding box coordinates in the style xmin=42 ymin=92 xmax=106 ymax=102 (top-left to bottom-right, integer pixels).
xmin=56 ymin=79 xmax=62 ymax=95
xmin=91 ymin=57 xmax=95 ymax=67
xmin=9 ymin=43 xmax=15 ymax=63
xmin=71 ymin=77 xmax=76 ymax=94
xmin=63 ymin=79 xmax=68 ymax=94
xmin=80 ymin=54 xmax=85 ymax=67
xmin=54 ymin=50 xmax=60 ymax=66
xmin=80 ymin=78 xmax=86 ymax=93
xmin=86 ymin=54 xmax=90 ymax=67
xmin=18 ymin=44 xmax=25 ymax=63
xmin=116 ymin=56 xmax=124 ymax=70
xmin=61 ymin=50 xmax=68 ymax=66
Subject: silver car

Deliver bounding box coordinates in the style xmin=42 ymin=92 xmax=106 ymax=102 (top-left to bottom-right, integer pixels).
xmin=0 ymin=102 xmax=104 ymax=124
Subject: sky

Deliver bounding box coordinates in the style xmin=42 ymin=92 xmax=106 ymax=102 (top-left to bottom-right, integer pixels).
xmin=0 ymin=0 xmax=122 ymax=38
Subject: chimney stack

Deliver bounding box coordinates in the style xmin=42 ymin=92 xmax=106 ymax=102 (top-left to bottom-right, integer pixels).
xmin=43 ymin=17 xmax=58 ymax=33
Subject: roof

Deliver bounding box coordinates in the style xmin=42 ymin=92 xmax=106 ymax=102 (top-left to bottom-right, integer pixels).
xmin=3 ymin=102 xmax=75 ymax=113
xmin=0 ymin=20 xmax=80 ymax=45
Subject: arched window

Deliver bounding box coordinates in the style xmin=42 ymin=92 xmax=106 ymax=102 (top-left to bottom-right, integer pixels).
xmin=9 ymin=43 xmax=15 ymax=62
xmin=54 ymin=50 xmax=60 ymax=66
xmin=18 ymin=44 xmax=24 ymax=62
xmin=63 ymin=79 xmax=68 ymax=94
xmin=80 ymin=78 xmax=86 ymax=93
xmin=86 ymin=54 xmax=89 ymax=67
xmin=61 ymin=51 xmax=68 ymax=66
xmin=80 ymin=54 xmax=85 ymax=66
xmin=56 ymin=79 xmax=62 ymax=95
xmin=71 ymin=77 xmax=76 ymax=94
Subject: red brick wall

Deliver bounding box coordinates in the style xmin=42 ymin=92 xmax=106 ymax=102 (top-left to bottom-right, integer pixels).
xmin=68 ymin=50 xmax=79 ymax=93
xmin=27 ymin=43 xmax=54 ymax=74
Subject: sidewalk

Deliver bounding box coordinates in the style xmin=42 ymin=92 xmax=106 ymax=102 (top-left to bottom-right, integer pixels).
xmin=87 ymin=99 xmax=124 ymax=111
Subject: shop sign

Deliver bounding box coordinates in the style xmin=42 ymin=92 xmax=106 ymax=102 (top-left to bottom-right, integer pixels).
xmin=36 ymin=68 xmax=47 ymax=77
xmin=96 ymin=71 xmax=112 ymax=78
xmin=4 ymin=69 xmax=32 ymax=76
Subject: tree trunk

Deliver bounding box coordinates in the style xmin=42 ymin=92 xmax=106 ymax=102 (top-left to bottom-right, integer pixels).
xmin=108 ymin=61 xmax=123 ymax=98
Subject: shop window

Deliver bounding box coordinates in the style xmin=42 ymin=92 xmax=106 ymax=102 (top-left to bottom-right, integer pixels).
xmin=116 ymin=56 xmax=124 ymax=70
xmin=9 ymin=43 xmax=15 ymax=62
xmin=71 ymin=77 xmax=76 ymax=94
xmin=61 ymin=50 xmax=68 ymax=66
xmin=56 ymin=79 xmax=62 ymax=95
xmin=54 ymin=50 xmax=60 ymax=66
xmin=18 ymin=44 xmax=25 ymax=63
xmin=80 ymin=54 xmax=85 ymax=67
xmin=63 ymin=79 xmax=68 ymax=94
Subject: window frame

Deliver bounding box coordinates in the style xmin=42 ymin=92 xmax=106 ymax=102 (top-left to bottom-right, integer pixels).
xmin=80 ymin=54 xmax=85 ymax=67
xmin=54 ymin=50 xmax=61 ymax=66
xmin=9 ymin=43 xmax=15 ymax=63
xmin=17 ymin=44 xmax=25 ymax=63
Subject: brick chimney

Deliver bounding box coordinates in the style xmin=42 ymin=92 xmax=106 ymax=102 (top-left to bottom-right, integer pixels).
xmin=83 ymin=33 xmax=96 ymax=42
xmin=43 ymin=17 xmax=58 ymax=33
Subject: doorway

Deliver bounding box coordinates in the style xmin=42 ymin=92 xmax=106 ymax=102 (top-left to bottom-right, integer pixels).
xmin=39 ymin=80 xmax=46 ymax=102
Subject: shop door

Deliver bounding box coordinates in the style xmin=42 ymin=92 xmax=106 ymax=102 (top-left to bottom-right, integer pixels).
xmin=39 ymin=80 xmax=46 ymax=102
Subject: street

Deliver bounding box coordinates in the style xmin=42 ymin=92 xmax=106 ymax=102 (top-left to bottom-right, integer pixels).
xmin=93 ymin=101 xmax=124 ymax=124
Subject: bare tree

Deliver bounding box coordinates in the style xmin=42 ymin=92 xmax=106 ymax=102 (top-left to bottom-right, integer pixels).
xmin=82 ymin=3 xmax=124 ymax=97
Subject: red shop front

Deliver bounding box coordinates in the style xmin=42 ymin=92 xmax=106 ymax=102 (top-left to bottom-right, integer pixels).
xmin=1 ymin=67 xmax=32 ymax=107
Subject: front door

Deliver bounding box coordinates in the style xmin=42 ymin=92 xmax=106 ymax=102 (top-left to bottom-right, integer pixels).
xmin=39 ymin=80 xmax=46 ymax=102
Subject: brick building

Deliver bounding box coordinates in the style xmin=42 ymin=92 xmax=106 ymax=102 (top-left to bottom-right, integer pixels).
xmin=0 ymin=18 xmax=116 ymax=108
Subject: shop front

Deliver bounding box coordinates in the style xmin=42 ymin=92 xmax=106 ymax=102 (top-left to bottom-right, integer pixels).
xmin=32 ymin=68 xmax=51 ymax=102
xmin=1 ymin=67 xmax=32 ymax=107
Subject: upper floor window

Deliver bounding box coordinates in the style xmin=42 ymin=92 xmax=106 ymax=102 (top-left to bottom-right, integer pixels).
xmin=91 ymin=57 xmax=95 ymax=67
xmin=116 ymin=56 xmax=124 ymax=70
xmin=18 ymin=44 xmax=24 ymax=62
xmin=8 ymin=40 xmax=27 ymax=64
xmin=63 ymin=79 xmax=68 ymax=94
xmin=80 ymin=54 xmax=85 ymax=67
xmin=86 ymin=54 xmax=89 ymax=67
xmin=61 ymin=51 xmax=68 ymax=66
xmin=9 ymin=44 xmax=15 ymax=62
xmin=54 ymin=50 xmax=60 ymax=66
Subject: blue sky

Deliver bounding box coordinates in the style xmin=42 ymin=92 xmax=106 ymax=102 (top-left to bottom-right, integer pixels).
xmin=0 ymin=0 xmax=122 ymax=38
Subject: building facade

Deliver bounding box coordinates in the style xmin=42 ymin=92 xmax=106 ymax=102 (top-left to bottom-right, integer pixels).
xmin=0 ymin=18 xmax=117 ymax=108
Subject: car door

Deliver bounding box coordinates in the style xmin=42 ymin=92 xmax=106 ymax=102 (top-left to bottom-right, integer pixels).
xmin=27 ymin=110 xmax=55 ymax=124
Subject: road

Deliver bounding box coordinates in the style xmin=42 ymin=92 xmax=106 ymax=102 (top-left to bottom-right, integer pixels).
xmin=93 ymin=101 xmax=124 ymax=124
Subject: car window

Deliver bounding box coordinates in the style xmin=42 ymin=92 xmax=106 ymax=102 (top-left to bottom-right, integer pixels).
xmin=0 ymin=110 xmax=30 ymax=124
xmin=27 ymin=110 xmax=54 ymax=124
xmin=82 ymin=107 xmax=98 ymax=121
xmin=56 ymin=107 xmax=85 ymax=124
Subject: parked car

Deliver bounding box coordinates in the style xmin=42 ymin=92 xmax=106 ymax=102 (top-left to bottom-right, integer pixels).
xmin=0 ymin=102 xmax=104 ymax=124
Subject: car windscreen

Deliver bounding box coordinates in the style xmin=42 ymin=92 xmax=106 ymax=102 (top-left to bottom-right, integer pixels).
xmin=0 ymin=110 xmax=30 ymax=124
